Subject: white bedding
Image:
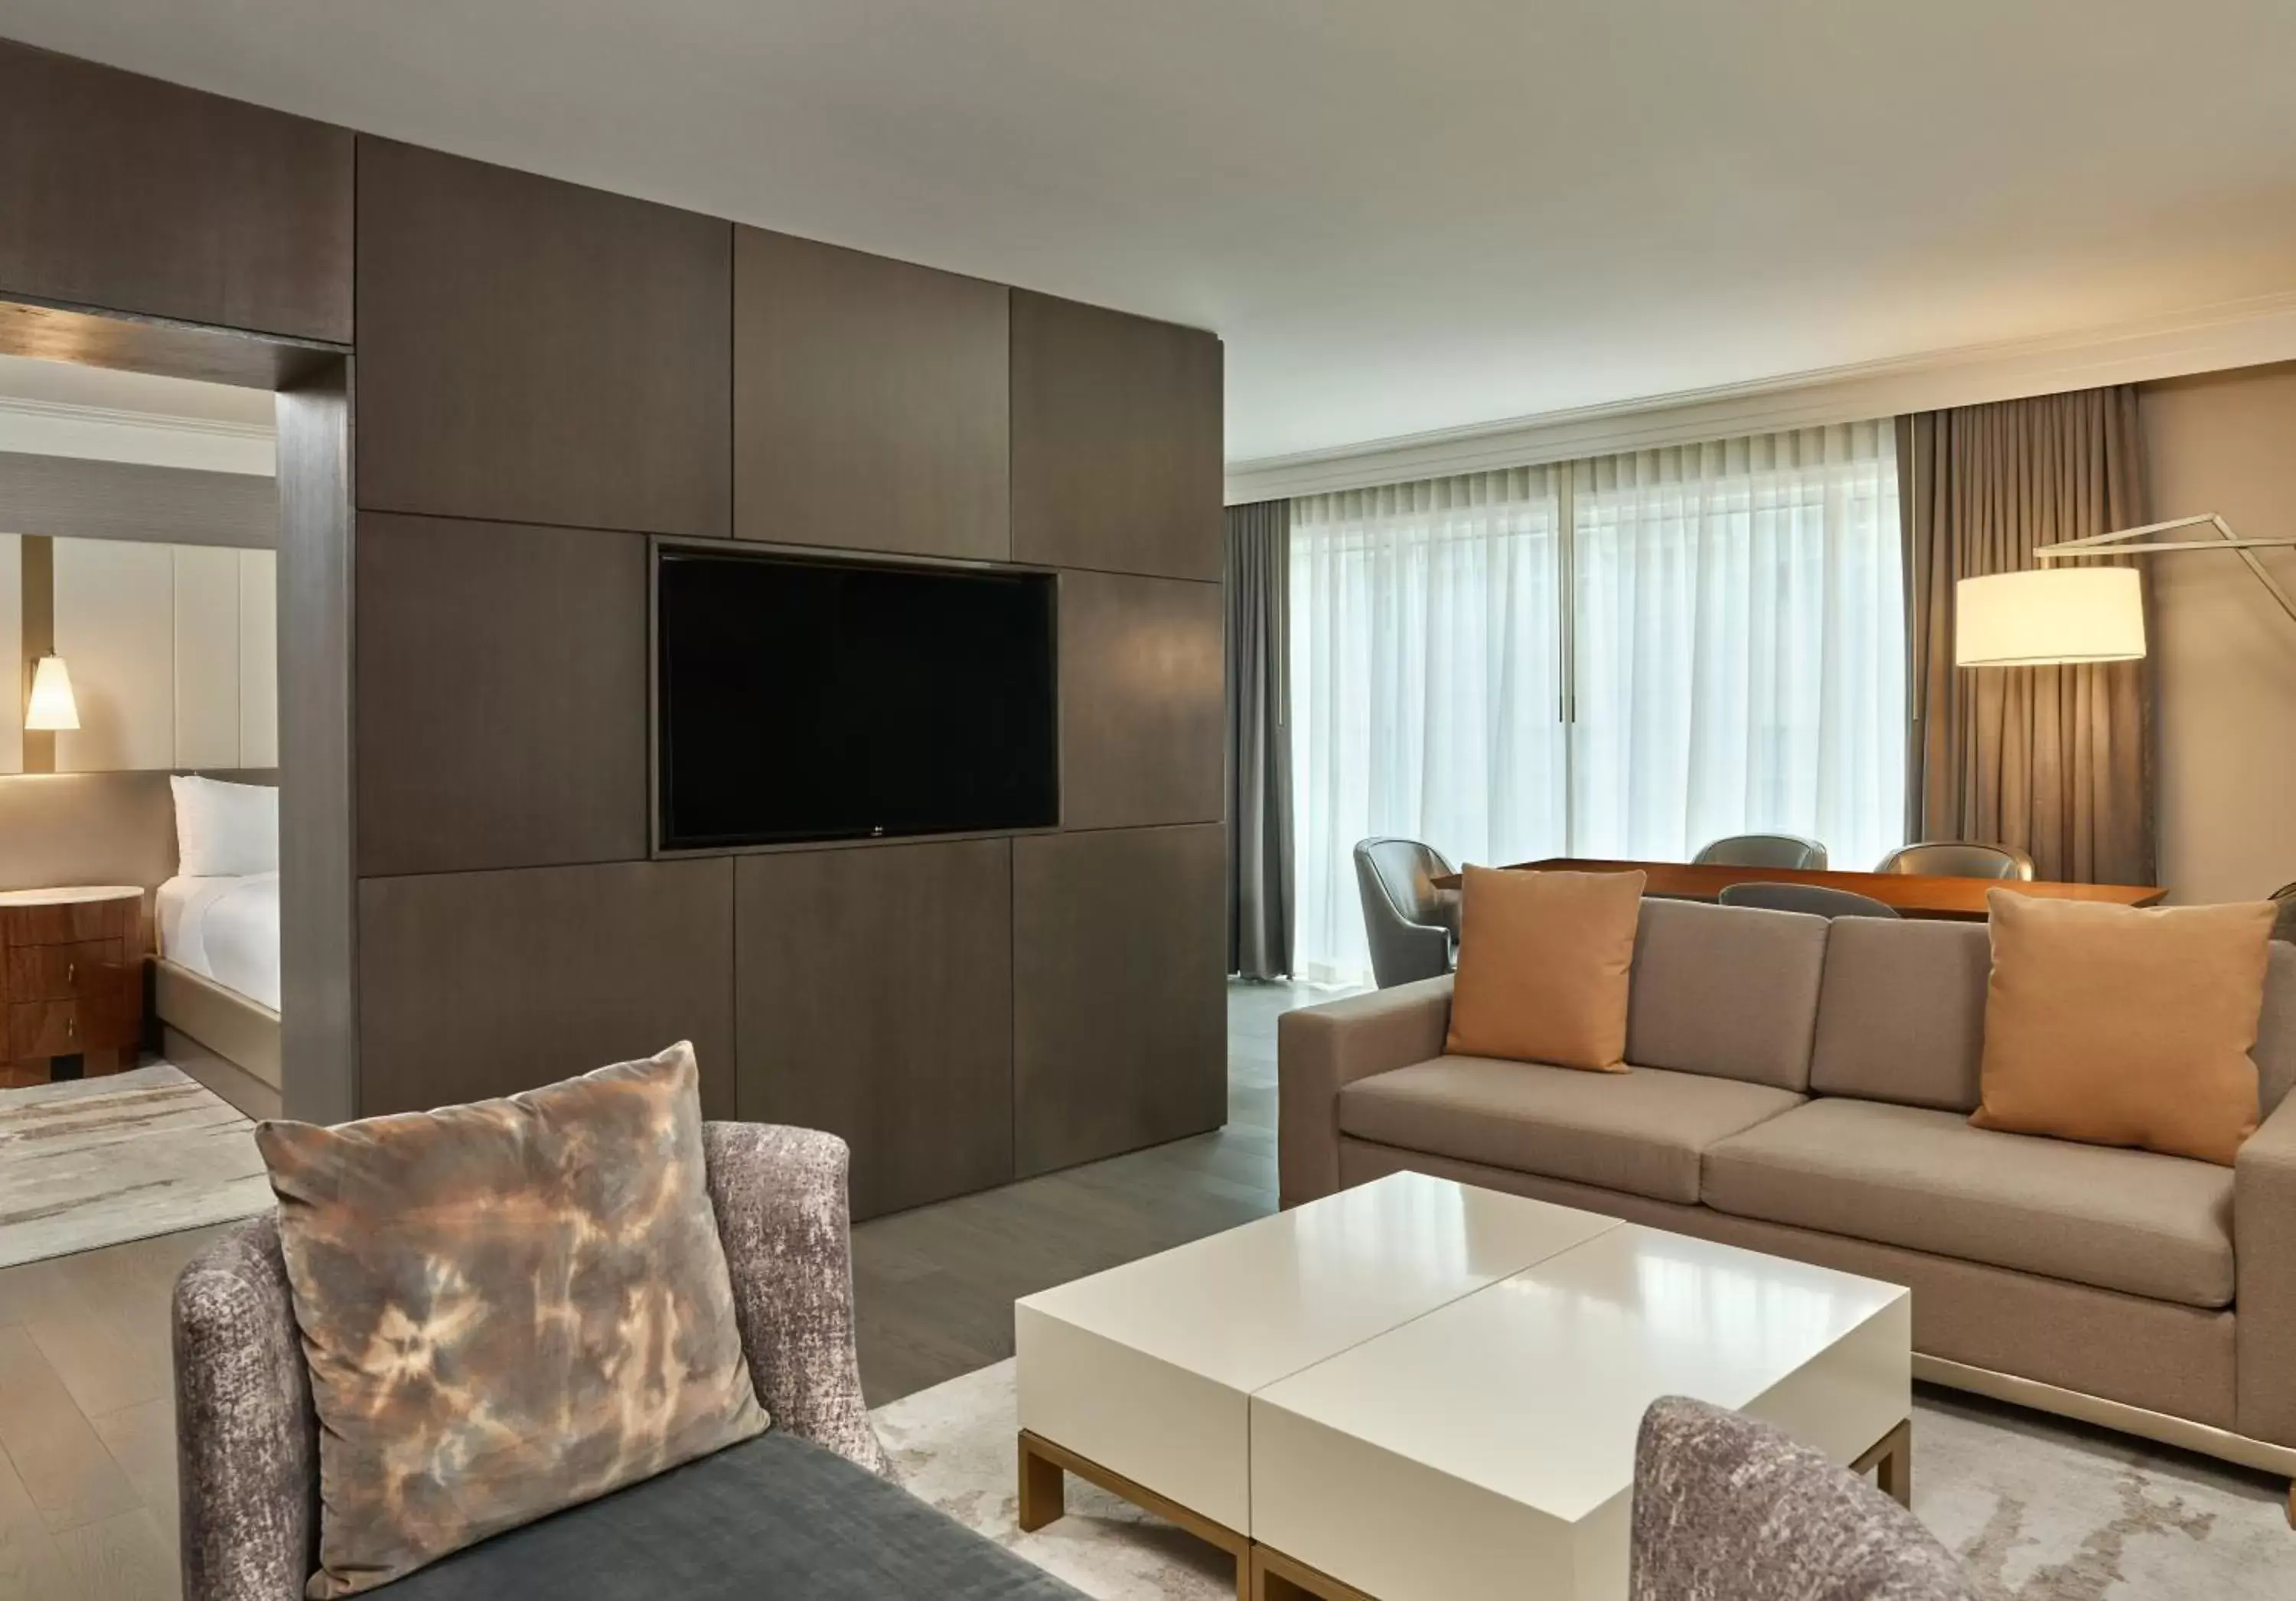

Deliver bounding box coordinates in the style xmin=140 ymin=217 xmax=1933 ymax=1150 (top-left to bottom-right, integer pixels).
xmin=157 ymin=872 xmax=281 ymax=1012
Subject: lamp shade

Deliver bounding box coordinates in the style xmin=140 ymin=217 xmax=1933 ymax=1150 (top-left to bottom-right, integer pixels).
xmin=24 ymin=654 xmax=79 ymax=731
xmin=1955 ymin=568 xmax=2146 ymax=667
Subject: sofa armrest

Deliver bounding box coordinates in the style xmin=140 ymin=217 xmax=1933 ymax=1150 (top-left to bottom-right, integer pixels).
xmin=174 ymin=1216 xmax=318 ymax=1601
xmin=1278 ymin=975 xmax=1453 ymax=1208
xmin=703 ymin=1122 xmax=893 ymax=1480
xmin=2237 ymin=1092 xmax=2296 ymax=1446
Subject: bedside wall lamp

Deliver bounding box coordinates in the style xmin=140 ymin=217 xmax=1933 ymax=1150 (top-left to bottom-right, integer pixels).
xmin=1955 ymin=514 xmax=2296 ymax=667
xmin=24 ymin=654 xmax=78 ymax=731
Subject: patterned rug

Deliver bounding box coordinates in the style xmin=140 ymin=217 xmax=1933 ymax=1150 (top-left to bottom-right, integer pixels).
xmin=0 ymin=1063 xmax=272 ymax=1268
xmin=873 ymin=1360 xmax=2293 ymax=1600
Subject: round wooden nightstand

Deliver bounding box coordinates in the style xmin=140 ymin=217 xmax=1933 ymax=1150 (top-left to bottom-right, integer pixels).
xmin=0 ymin=886 xmax=145 ymax=1087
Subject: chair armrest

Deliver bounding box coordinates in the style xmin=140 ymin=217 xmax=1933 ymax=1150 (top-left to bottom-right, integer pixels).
xmin=174 ymin=1217 xmax=317 ymax=1601
xmin=1277 ymin=975 xmax=1453 ymax=1208
xmin=2237 ymin=1092 xmax=2296 ymax=1446
xmin=703 ymin=1122 xmax=893 ymax=1479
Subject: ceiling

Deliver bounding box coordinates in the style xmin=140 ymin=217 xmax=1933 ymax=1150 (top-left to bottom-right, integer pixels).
xmin=5 ymin=1 xmax=2293 ymax=463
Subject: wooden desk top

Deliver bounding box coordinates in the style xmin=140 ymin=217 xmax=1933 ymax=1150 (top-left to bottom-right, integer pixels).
xmin=1429 ymin=857 xmax=2165 ymax=921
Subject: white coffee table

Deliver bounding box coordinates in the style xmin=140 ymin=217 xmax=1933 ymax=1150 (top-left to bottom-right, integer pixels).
xmin=1014 ymin=1172 xmax=1910 ymax=1601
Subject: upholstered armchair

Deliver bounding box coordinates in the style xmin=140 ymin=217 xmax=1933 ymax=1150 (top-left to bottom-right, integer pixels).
xmin=174 ymin=1125 xmax=903 ymax=1601
xmin=1352 ymin=836 xmax=1459 ymax=989
xmin=1632 ymin=1397 xmax=1975 ymax=1601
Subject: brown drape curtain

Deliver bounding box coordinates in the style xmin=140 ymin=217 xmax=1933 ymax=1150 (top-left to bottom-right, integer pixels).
xmin=1899 ymin=387 xmax=2155 ymax=885
xmin=1225 ymin=500 xmax=1293 ymax=978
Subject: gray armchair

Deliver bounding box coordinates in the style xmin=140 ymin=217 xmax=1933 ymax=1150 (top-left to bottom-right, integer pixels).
xmin=1693 ymin=833 xmax=1828 ymax=870
xmin=1353 ymin=836 xmax=1459 ymax=990
xmin=1874 ymin=841 xmax=2035 ymax=880
xmin=174 ymin=1126 xmax=1078 ymax=1601
xmin=1718 ymin=882 xmax=1900 ymax=919
xmin=1632 ymin=1397 xmax=1974 ymax=1601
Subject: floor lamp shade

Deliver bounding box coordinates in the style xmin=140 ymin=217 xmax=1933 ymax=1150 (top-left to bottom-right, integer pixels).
xmin=1955 ymin=569 xmax=2147 ymax=667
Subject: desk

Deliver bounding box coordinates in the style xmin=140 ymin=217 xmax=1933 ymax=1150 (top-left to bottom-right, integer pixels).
xmin=1428 ymin=856 xmax=2164 ymax=921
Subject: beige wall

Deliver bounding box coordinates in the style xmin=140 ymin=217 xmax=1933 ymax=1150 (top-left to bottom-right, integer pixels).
xmin=2141 ymin=362 xmax=2296 ymax=905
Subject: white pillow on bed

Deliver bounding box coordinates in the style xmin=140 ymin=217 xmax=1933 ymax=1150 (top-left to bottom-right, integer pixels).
xmin=171 ymin=775 xmax=279 ymax=878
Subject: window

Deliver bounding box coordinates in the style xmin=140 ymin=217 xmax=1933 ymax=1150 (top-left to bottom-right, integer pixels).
xmin=1289 ymin=422 xmax=1903 ymax=982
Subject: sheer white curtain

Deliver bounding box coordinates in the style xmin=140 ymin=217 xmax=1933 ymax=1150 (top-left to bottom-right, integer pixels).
xmin=1570 ymin=422 xmax=1904 ymax=869
xmin=1289 ymin=469 xmax=1566 ymax=983
xmin=1287 ymin=422 xmax=1904 ymax=984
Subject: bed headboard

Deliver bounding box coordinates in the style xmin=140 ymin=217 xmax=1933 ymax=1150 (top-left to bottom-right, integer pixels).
xmin=0 ymin=769 xmax=276 ymax=944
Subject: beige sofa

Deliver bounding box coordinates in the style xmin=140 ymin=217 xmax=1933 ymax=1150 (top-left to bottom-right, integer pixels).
xmin=1279 ymin=896 xmax=2296 ymax=1508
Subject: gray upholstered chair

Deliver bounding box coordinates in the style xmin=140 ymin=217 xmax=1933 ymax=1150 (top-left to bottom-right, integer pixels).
xmin=1632 ymin=1397 xmax=1975 ymax=1601
xmin=1692 ymin=833 xmax=1828 ymax=870
xmin=2271 ymin=882 xmax=2296 ymax=944
xmin=1718 ymin=882 xmax=1901 ymax=920
xmin=174 ymin=1125 xmax=1084 ymax=1601
xmin=1353 ymin=836 xmax=1459 ymax=990
xmin=1874 ymin=840 xmax=2036 ymax=880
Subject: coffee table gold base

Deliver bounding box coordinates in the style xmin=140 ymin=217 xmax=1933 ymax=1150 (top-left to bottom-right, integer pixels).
xmin=1020 ymin=1417 xmax=1913 ymax=1601
xmin=1851 ymin=1417 xmax=1914 ymax=1508
xmin=1249 ymin=1544 xmax=1379 ymax=1601
xmin=1018 ymin=1430 xmax=1251 ymax=1601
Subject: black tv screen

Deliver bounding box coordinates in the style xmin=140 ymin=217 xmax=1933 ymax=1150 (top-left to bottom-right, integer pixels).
xmin=655 ymin=547 xmax=1060 ymax=849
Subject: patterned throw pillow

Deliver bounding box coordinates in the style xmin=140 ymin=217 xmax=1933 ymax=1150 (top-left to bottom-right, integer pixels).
xmin=256 ymin=1042 xmax=768 ymax=1597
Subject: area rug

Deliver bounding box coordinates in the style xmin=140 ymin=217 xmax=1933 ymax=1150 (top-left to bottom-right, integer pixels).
xmin=0 ymin=1063 xmax=272 ymax=1268
xmin=872 ymin=1359 xmax=2292 ymax=1601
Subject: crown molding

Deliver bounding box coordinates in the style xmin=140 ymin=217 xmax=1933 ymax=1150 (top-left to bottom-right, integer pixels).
xmin=0 ymin=393 xmax=275 ymax=476
xmin=1224 ymin=290 xmax=2296 ymax=505
xmin=0 ymin=394 xmax=274 ymax=441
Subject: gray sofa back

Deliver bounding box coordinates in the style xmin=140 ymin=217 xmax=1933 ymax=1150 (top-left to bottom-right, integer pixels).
xmin=1625 ymin=898 xmax=1829 ymax=1091
xmin=1809 ymin=918 xmax=1991 ymax=1111
xmin=1805 ymin=915 xmax=2296 ymax=1116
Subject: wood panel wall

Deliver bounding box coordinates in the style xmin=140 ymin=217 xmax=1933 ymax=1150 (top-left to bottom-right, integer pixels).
xmin=1 ymin=34 xmax=1226 ymax=1211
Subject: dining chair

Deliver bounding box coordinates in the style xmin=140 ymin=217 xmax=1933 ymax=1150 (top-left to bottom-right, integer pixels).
xmin=1632 ymin=1397 xmax=1973 ymax=1600
xmin=1718 ymin=882 xmax=1901 ymax=920
xmin=2271 ymin=882 xmax=2296 ymax=944
xmin=1352 ymin=837 xmax=1459 ymax=990
xmin=1874 ymin=841 xmax=2036 ymax=880
xmin=1692 ymin=833 xmax=1828 ymax=871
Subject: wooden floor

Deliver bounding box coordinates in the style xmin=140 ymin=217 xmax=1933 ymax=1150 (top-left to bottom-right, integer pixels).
xmin=0 ymin=978 xmax=1334 ymax=1599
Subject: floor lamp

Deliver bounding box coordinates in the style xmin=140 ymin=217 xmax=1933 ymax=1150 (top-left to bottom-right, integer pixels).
xmin=1955 ymin=514 xmax=2296 ymax=668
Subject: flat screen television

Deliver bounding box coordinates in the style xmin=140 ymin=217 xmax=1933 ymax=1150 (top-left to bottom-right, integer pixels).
xmin=655 ymin=546 xmax=1059 ymax=849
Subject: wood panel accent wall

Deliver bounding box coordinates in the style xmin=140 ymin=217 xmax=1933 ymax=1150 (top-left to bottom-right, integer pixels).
xmin=733 ymin=840 xmax=1014 ymax=1219
xmin=0 ymin=31 xmax=1226 ymax=1188
xmin=1012 ymin=290 xmax=1225 ymax=581
xmin=0 ymin=43 xmax=352 ymax=342
xmin=1013 ymin=824 xmax=1228 ymax=1175
xmin=357 ymin=859 xmax=736 ymax=1119
xmin=735 ymin=229 xmax=1009 ymax=560
xmin=1058 ymin=569 xmax=1226 ymax=830
xmin=355 ymin=514 xmax=648 ymax=875
xmin=354 ymin=138 xmax=732 ymax=538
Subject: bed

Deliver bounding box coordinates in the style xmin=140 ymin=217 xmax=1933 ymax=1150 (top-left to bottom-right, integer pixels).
xmin=152 ymin=778 xmax=282 ymax=1120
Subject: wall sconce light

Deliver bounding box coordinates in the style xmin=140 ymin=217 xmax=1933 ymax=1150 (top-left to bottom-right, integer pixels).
xmin=24 ymin=654 xmax=79 ymax=731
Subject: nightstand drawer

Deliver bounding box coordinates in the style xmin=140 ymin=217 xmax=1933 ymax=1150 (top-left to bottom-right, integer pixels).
xmin=7 ymin=939 xmax=125 ymax=1002
xmin=11 ymin=1000 xmax=83 ymax=1059
xmin=3 ymin=898 xmax=139 ymax=947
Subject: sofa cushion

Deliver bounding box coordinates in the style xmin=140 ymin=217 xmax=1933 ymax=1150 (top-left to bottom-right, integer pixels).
xmin=381 ymin=1430 xmax=1085 ymax=1599
xmin=1623 ymin=898 xmax=1829 ymax=1091
xmin=1702 ymin=1099 xmax=2235 ymax=1308
xmin=1338 ymin=1055 xmax=1804 ymax=1204
xmin=1446 ymin=866 xmax=1644 ymax=1072
xmin=256 ymin=1042 xmax=767 ymax=1596
xmin=1972 ymin=893 xmax=2273 ymax=1166
xmin=1808 ymin=918 xmax=1991 ymax=1111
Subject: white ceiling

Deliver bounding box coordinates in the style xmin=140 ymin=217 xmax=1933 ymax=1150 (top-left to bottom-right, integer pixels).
xmin=5 ymin=1 xmax=2294 ymax=463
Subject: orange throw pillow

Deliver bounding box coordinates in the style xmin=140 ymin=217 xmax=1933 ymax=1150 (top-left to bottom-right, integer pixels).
xmin=1972 ymin=890 xmax=2275 ymax=1166
xmin=1446 ymin=866 xmax=1646 ymax=1071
